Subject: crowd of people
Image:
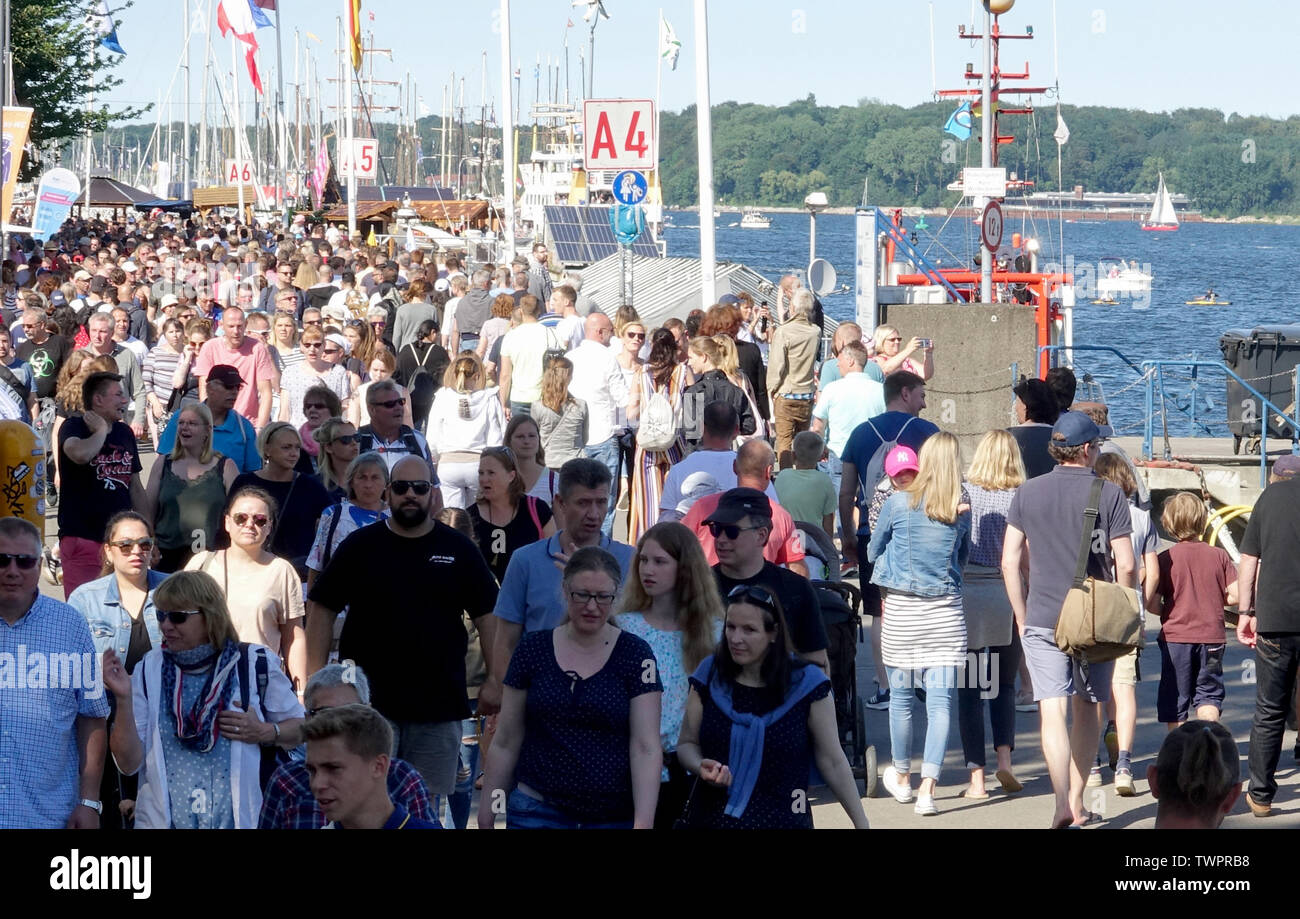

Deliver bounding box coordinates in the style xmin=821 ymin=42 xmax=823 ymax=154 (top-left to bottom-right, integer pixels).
xmin=0 ymin=211 xmax=1271 ymax=831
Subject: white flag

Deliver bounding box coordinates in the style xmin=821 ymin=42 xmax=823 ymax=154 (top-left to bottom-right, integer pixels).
xmin=1053 ymin=112 xmax=1070 ymax=146
xmin=659 ymin=13 xmax=681 ymax=71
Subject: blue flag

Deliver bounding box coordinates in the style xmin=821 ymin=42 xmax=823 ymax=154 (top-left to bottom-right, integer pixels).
xmin=247 ymin=0 xmax=273 ymax=29
xmin=944 ymin=101 xmax=972 ymax=141
xmin=90 ymin=0 xmax=126 ymax=54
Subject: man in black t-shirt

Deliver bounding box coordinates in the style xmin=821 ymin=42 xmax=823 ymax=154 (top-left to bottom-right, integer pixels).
xmin=18 ymin=308 xmax=70 ymax=505
xmin=708 ymin=488 xmax=828 ymax=671
xmin=307 ymin=454 xmax=499 ymax=802
xmin=56 ymin=372 xmax=143 ymax=599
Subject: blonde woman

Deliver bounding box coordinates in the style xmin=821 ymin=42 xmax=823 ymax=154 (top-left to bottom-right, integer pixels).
xmin=312 ymin=416 xmax=361 ymax=501
xmin=427 ymin=351 xmax=505 ymax=508
xmin=868 ymin=431 xmax=971 ymax=816
xmin=143 ymin=402 xmax=239 ymax=572
xmin=872 ymin=324 xmax=934 ymax=380
xmin=958 ymin=429 xmax=1027 ymax=798
xmin=683 ymin=336 xmax=755 ymax=446
xmin=531 ymin=356 xmax=589 ymax=472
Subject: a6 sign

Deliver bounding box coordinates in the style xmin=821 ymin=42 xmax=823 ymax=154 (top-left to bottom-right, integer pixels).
xmin=583 ymin=99 xmax=656 ymax=170
xmin=224 ymin=159 xmax=254 ymax=185
xmin=338 ymin=138 xmax=379 ymax=180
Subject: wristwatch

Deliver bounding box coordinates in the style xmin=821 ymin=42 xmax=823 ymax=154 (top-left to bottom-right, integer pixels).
xmin=79 ymin=798 xmax=102 ymax=814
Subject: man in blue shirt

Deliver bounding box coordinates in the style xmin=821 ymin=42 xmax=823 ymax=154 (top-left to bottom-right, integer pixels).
xmin=479 ymin=458 xmax=635 ymax=715
xmin=837 ymin=370 xmax=940 ymax=708
xmin=156 ymin=364 xmax=261 ymax=473
xmin=0 ymin=517 xmax=110 ymax=828
xmin=304 ymin=702 xmax=440 ymax=829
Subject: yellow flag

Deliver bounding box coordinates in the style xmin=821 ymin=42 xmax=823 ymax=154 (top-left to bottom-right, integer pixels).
xmin=366 ymin=227 xmax=377 ymax=247
xmin=349 ymin=0 xmax=362 ymax=71
xmin=2 ymin=108 xmax=34 ymax=224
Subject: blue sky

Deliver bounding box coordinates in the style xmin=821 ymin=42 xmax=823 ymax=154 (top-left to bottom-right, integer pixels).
xmin=95 ymin=0 xmax=1299 ymax=124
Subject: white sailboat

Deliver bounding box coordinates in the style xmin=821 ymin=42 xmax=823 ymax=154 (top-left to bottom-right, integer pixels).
xmin=1141 ymin=171 xmax=1179 ymax=231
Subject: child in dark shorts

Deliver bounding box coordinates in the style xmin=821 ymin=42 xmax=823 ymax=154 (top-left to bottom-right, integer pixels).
xmin=1153 ymin=493 xmax=1239 ymax=726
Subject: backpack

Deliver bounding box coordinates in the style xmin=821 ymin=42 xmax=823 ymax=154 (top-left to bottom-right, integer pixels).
xmin=358 ymin=425 xmax=429 ymax=461
xmin=403 ymin=342 xmax=439 ymax=411
xmin=638 ymin=370 xmax=679 ymax=452
xmin=377 ymin=286 xmax=404 ymax=329
xmin=859 ymin=417 xmax=917 ymax=508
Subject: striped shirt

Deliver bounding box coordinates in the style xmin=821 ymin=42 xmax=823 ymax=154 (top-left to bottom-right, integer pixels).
xmin=142 ymin=344 xmax=187 ymax=409
xmin=880 ymin=592 xmax=967 ymax=670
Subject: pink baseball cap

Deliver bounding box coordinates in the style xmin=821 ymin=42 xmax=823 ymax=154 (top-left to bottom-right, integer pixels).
xmin=883 ymin=445 xmax=920 ymax=478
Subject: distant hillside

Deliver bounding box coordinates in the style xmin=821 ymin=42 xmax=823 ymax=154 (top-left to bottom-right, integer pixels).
xmin=658 ymin=96 xmax=1300 ymax=218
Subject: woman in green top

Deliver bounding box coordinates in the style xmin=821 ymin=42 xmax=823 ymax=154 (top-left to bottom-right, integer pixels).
xmin=143 ymin=401 xmax=239 ymax=573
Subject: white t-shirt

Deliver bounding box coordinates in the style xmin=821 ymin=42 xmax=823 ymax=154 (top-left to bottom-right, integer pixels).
xmin=658 ymin=449 xmax=780 ymax=522
xmin=555 ymin=314 xmax=584 ymax=352
xmin=500 ymin=322 xmax=554 ymax=405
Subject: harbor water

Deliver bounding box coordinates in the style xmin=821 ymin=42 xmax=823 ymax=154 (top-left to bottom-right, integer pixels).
xmin=665 ymin=213 xmax=1300 ymax=442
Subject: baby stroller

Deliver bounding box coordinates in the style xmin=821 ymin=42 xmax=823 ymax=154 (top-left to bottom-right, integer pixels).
xmin=799 ymin=522 xmax=877 ymax=796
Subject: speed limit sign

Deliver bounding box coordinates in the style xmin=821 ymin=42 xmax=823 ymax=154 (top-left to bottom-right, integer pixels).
xmin=980 ymin=201 xmax=1004 ymax=252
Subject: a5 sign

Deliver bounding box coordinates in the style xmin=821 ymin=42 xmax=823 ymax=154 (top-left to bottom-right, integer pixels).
xmin=224 ymin=159 xmax=254 ymax=186
xmin=337 ymin=138 xmax=379 ymax=180
xmin=583 ymin=99 xmax=656 ymax=170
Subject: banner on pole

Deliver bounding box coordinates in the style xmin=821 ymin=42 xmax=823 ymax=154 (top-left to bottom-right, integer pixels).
xmin=31 ymin=168 xmax=82 ymax=241
xmin=2 ymin=108 xmax=34 ymax=225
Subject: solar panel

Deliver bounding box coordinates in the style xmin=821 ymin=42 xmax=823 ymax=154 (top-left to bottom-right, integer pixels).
xmin=543 ymin=205 xmax=661 ymax=264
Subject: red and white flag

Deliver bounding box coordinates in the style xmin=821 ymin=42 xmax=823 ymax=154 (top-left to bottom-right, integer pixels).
xmin=217 ymin=0 xmax=264 ymax=94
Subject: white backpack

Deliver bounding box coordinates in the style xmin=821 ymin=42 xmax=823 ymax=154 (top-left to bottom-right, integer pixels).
xmin=859 ymin=417 xmax=916 ymax=507
xmin=638 ymin=371 xmax=679 ymax=451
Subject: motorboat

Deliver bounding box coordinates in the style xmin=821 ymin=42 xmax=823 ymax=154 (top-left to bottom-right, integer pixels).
xmin=1096 ymin=257 xmax=1153 ymax=296
xmin=739 ymin=207 xmax=772 ymax=229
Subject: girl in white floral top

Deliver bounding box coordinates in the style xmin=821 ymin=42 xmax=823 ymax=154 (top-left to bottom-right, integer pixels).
xmin=616 ymin=522 xmax=724 ymax=829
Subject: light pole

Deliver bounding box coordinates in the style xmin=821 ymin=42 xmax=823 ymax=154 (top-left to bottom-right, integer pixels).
xmin=804 ymin=191 xmax=828 ymax=275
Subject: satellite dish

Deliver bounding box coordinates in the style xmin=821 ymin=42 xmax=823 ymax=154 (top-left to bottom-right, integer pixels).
xmin=807 ymin=258 xmax=837 ymax=296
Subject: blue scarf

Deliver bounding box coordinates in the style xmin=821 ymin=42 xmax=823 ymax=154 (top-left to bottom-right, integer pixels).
xmin=160 ymin=640 xmax=241 ymax=753
xmin=691 ymin=655 xmax=829 ymax=819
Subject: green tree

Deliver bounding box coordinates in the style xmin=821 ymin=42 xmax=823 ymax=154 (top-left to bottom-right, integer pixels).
xmin=13 ymin=0 xmax=147 ymax=177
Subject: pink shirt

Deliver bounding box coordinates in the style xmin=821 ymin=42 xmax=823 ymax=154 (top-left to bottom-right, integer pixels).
xmin=195 ymin=336 xmax=277 ymax=424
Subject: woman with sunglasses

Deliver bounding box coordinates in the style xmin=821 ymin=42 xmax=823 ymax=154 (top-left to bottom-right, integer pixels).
xmin=479 ymin=547 xmax=663 ymax=829
xmin=322 ymin=331 xmax=365 ymax=406
xmin=871 ymin=324 xmax=933 ymax=381
xmin=293 ymin=383 xmax=343 ymax=475
xmin=868 ymin=431 xmax=970 ymax=816
xmin=102 ymin=569 xmax=305 ymax=828
xmin=469 ymin=445 xmax=554 ymax=583
xmin=229 ymin=422 xmax=334 ymax=581
xmin=279 ymin=326 xmax=355 ymax=429
xmin=311 ymin=417 xmax=361 ymax=500
xmin=427 ymin=352 xmax=504 ymax=508
xmin=675 ymin=585 xmax=869 ymax=829
xmin=616 ymin=521 xmax=725 ymax=828
xmin=185 ymin=486 xmax=308 ymax=691
xmin=143 ymin=402 xmax=239 ymax=573
xmin=307 ymin=451 xmax=391 ymax=594
xmin=342 ymin=317 xmax=380 ymax=374
xmin=70 ymin=511 xmax=167 ymax=827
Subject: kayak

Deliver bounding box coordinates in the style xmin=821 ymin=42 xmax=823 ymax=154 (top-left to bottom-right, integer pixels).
xmin=1186 ymin=297 xmax=1232 ymax=305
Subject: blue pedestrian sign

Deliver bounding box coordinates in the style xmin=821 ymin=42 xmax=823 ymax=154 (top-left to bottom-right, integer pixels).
xmin=612 ymin=170 xmax=648 ymax=206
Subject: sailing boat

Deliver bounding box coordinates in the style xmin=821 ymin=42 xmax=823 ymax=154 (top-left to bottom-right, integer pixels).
xmin=1141 ymin=171 xmax=1180 ymax=232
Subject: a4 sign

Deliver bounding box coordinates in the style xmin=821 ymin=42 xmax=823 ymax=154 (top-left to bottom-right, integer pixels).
xmin=583 ymin=99 xmax=656 ymax=170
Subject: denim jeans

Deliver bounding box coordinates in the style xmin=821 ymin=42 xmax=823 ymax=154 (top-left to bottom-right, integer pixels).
xmin=957 ymin=631 xmax=1021 ymax=769
xmin=443 ymin=710 xmax=481 ymax=830
xmin=887 ymin=665 xmax=956 ymax=781
xmin=1248 ymin=632 xmax=1300 ymax=805
xmin=505 ymin=787 xmax=632 ymax=829
xmin=584 ymin=436 xmax=620 ymax=536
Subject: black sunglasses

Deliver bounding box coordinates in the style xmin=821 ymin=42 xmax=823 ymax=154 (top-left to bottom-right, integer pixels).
xmin=727 ymin=584 xmax=779 ymax=612
xmin=390 ymin=480 xmax=432 ymax=496
xmin=156 ymin=609 xmax=203 ymax=625
xmin=370 ymin=397 xmax=405 ymax=410
xmin=0 ymin=553 xmax=39 ymax=570
xmin=332 ymin=433 xmax=360 ymax=445
xmin=110 ymin=538 xmax=155 ymax=553
xmin=707 ymin=522 xmax=764 ymax=540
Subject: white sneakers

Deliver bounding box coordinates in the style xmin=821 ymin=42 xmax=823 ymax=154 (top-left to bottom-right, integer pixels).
xmin=914 ymin=794 xmax=939 ymax=817
xmin=881 ymin=765 xmax=914 ymax=804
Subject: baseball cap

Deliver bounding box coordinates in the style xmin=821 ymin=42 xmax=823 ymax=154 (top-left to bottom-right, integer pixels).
xmin=320 ymin=302 xmax=348 ymax=324
xmin=207 ymin=364 xmax=243 ymax=387
xmin=883 ymin=445 xmax=920 ymax=478
xmin=717 ymin=293 xmax=741 ymax=306
xmin=675 ymin=471 xmax=723 ymax=517
xmin=1050 ymin=411 xmax=1102 ymax=448
xmin=121 ymin=260 xmax=138 ymax=272
xmin=704 ymin=487 xmax=772 ymax=526
xmin=325 ymin=332 xmax=350 ymax=355
xmin=160 ymin=294 xmax=179 ymax=309
xmin=89 ymin=276 xmax=108 ymax=293
xmin=49 ymin=290 xmax=67 ymax=307
xmin=74 ymin=269 xmax=93 ymax=281
xmin=1273 ymin=455 xmax=1300 ymax=479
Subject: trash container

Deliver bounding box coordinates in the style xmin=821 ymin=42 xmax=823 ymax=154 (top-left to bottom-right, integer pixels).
xmin=1219 ymin=325 xmax=1300 ymax=450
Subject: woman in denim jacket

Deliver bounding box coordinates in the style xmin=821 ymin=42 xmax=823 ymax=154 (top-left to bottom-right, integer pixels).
xmin=68 ymin=511 xmax=167 ymax=827
xmin=868 ymin=432 xmax=971 ymax=817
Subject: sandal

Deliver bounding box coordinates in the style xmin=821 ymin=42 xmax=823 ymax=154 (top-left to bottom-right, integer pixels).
xmin=996 ymin=769 xmax=1023 ymax=793
xmin=960 ymin=788 xmax=989 ymax=800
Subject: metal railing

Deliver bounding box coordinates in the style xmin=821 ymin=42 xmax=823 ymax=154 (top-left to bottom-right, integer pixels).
xmin=875 ymin=208 xmax=963 ymax=302
xmin=1141 ymin=359 xmax=1300 ymax=489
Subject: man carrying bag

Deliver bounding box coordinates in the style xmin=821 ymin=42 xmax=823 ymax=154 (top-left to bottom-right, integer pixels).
xmin=1001 ymin=411 xmax=1137 ymax=828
